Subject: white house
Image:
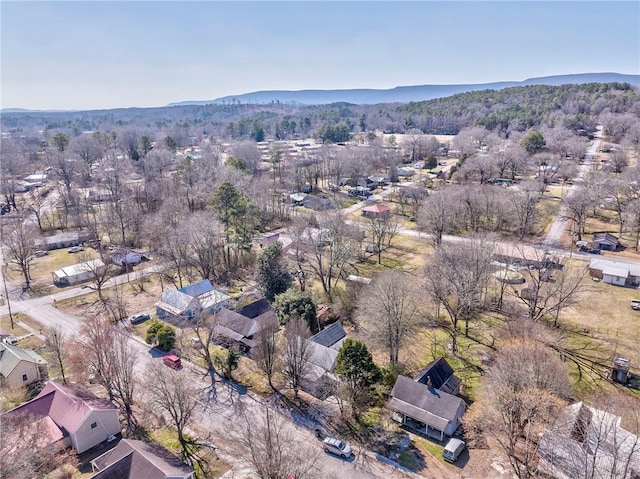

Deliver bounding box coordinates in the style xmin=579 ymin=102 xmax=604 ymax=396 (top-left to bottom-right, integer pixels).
xmin=2 ymin=381 xmax=120 ymax=454
xmin=589 ymin=258 xmax=640 ymax=287
xmin=0 ymin=342 xmax=48 ymax=388
xmin=52 ymin=259 xmax=106 ymax=286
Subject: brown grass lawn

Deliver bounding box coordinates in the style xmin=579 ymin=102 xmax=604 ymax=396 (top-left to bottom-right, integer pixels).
xmin=29 ymin=248 xmax=100 ymax=286
xmin=560 ymin=262 xmax=640 ymax=365
xmin=55 ymin=274 xmax=163 ymax=319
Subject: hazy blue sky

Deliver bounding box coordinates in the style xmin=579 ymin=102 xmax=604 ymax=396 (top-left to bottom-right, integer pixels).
xmin=1 ymin=1 xmax=638 ymax=110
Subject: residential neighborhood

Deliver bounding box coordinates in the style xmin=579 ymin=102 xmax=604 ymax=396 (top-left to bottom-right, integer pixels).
xmin=1 ymin=3 xmax=640 ymax=479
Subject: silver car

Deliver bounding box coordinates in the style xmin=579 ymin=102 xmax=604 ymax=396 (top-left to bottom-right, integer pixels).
xmin=322 ymin=437 xmax=352 ymax=458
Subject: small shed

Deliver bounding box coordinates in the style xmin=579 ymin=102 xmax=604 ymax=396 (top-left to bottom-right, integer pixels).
xmin=592 ymin=232 xmax=619 ymax=251
xmin=361 ymin=204 xmax=391 ymax=220
xmin=611 ymin=355 xmax=630 ymax=384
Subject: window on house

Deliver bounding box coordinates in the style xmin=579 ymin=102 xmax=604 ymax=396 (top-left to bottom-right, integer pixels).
xmin=91 ymin=422 xmax=97 ymax=429
xmin=22 ymin=374 xmax=28 ymax=382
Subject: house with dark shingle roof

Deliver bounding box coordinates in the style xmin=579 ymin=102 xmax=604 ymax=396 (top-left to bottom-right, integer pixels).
xmin=310 ymin=322 xmax=346 ymax=350
xmin=0 ymin=342 xmax=48 ymax=388
xmin=213 ymin=299 xmax=277 ymax=351
xmin=155 ymin=279 xmax=231 ymax=321
xmin=90 ymin=439 xmax=194 ymax=479
xmin=389 ymin=359 xmax=466 ymax=441
xmin=414 ymin=357 xmax=462 ymax=395
xmin=2 ymin=380 xmax=120 ymax=454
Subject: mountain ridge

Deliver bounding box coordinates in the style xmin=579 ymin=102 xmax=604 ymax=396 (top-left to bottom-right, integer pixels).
xmin=168 ymin=72 xmax=640 ymax=107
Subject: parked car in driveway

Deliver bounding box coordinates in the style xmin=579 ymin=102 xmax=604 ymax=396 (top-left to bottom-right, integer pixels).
xmin=68 ymin=246 xmax=84 ymax=253
xmin=443 ymin=438 xmax=466 ymax=463
xmin=322 ymin=437 xmax=352 ymax=458
xmin=128 ymin=313 xmax=150 ymax=325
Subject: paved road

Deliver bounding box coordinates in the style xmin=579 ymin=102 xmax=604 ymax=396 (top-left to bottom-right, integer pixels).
xmin=544 ymin=126 xmax=602 ymax=247
xmin=0 ymin=270 xmax=415 ymax=479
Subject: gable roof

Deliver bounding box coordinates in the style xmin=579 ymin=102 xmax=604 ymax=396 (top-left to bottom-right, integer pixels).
xmin=4 ymin=381 xmax=116 ymax=437
xmin=215 ymin=308 xmax=259 ymax=338
xmin=592 ymin=232 xmax=619 ymax=244
xmin=0 ymin=342 xmax=47 ymax=378
xmin=303 ymin=339 xmax=338 ymax=383
xmin=155 ymin=289 xmax=196 ymax=316
xmin=310 ymin=322 xmax=346 ymax=349
xmin=237 ymin=299 xmax=273 ymax=319
xmin=178 ymin=279 xmax=213 ymax=297
xmin=362 ymin=204 xmax=390 ymax=214
xmin=53 ymin=259 xmax=106 ymax=280
xmin=538 ymin=402 xmax=640 ymax=479
xmin=91 ymin=439 xmax=194 ymax=479
xmin=414 ymin=357 xmax=462 ymax=395
xmin=390 ymin=375 xmax=465 ymax=432
xmin=590 ymin=258 xmax=640 ymax=278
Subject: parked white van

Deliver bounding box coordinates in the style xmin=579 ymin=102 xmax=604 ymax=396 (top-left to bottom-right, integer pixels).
xmin=442 ymin=438 xmax=465 ymax=463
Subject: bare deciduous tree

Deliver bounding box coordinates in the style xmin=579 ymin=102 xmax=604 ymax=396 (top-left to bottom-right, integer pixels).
xmin=282 ymin=318 xmax=312 ymax=399
xmin=44 ymin=326 xmax=67 ymax=383
xmin=512 ymin=250 xmax=588 ymax=325
xmin=298 ymin=212 xmax=358 ymax=300
xmin=189 ymin=312 xmax=220 ymax=386
xmin=538 ymin=392 xmax=640 ymax=479
xmin=77 ymin=251 xmax=116 ymax=304
xmin=424 ymin=236 xmax=495 ymax=353
xmin=70 ymin=317 xmax=138 ymax=431
xmin=144 ymin=362 xmax=202 ymax=468
xmin=1 ymin=220 xmax=40 ymax=288
xmin=0 ymin=411 xmax=72 ymax=479
xmin=507 ymin=182 xmax=540 ymax=240
xmin=463 ymin=338 xmax=569 ymax=479
xmin=236 ymin=405 xmax=319 ymax=479
xmin=253 ymin=313 xmax=281 ymax=390
xmin=366 ymin=216 xmax=400 ymax=264
xmin=356 ymin=271 xmax=422 ymax=367
xmin=418 ymin=189 xmax=456 ymax=247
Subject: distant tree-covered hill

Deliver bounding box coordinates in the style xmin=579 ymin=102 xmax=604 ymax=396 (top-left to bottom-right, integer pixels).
xmin=1 ymin=82 xmax=638 ymax=141
xmin=168 ymin=73 xmax=640 ymax=106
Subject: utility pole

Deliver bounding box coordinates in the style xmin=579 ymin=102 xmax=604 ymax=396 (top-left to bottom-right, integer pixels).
xmin=1 ymin=262 xmax=14 ymax=329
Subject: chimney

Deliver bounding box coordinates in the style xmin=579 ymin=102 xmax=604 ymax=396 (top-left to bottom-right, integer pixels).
xmin=426 ymin=375 xmax=432 ymax=388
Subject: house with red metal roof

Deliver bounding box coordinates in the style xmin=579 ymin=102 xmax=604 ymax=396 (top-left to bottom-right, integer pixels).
xmin=2 ymin=380 xmax=120 ymax=453
xmin=361 ymin=204 xmax=391 ymax=220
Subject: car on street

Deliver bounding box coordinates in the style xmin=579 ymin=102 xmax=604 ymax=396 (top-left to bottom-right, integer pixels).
xmin=129 ymin=313 xmax=151 ymax=325
xmin=322 ymin=437 xmax=352 ymax=458
xmin=68 ymin=246 xmax=84 ymax=253
xmin=586 ymin=248 xmax=602 ymax=255
xmin=162 ymin=354 xmax=182 ymax=369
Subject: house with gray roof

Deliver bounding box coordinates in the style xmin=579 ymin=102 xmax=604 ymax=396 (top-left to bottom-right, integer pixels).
xmin=589 ymin=258 xmax=640 ymax=287
xmin=310 ymin=322 xmax=346 ymax=350
xmin=90 ymin=439 xmax=194 ymax=479
xmin=389 ymin=373 xmax=466 ymax=441
xmin=36 ymin=230 xmax=94 ymax=251
xmin=300 ymin=338 xmax=339 ymax=398
xmin=52 ymin=259 xmax=106 ymax=286
xmin=2 ymin=380 xmax=120 ymax=454
xmin=155 ymin=280 xmax=230 ymax=322
xmin=537 ymin=402 xmax=640 ymax=479
xmin=0 ymin=342 xmax=48 ymax=388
